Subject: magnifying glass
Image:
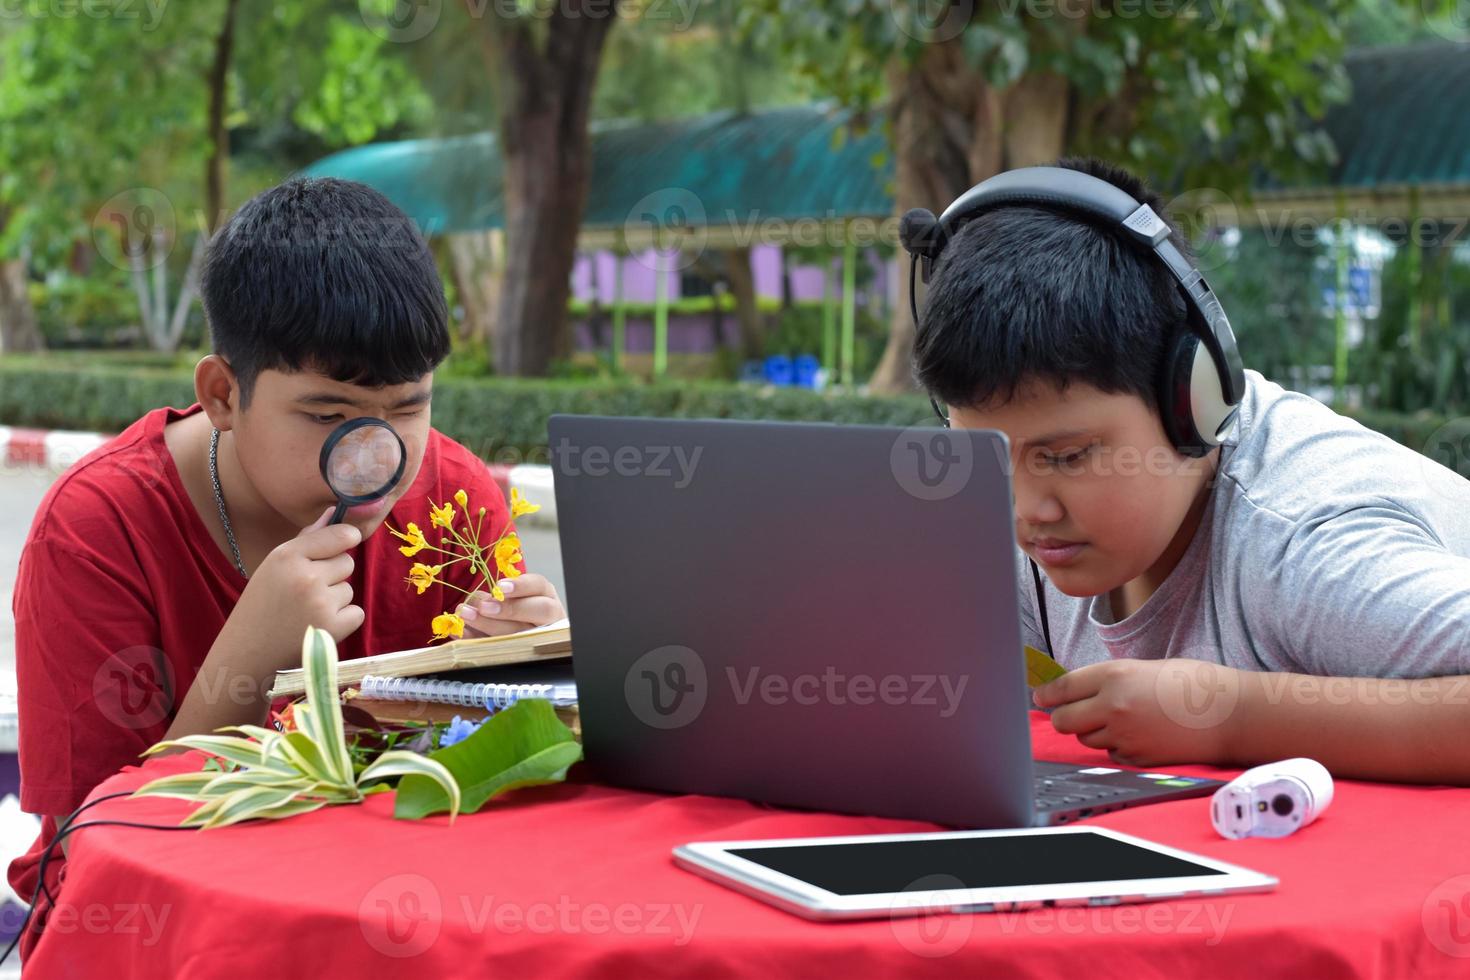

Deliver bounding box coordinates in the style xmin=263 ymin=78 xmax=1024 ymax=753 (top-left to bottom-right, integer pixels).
xmin=318 ymin=417 xmax=407 ymax=525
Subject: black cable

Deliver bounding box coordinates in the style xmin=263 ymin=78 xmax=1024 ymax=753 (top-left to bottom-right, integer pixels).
xmin=36 ymin=791 xmax=132 ymax=909
xmin=1029 ymin=557 xmax=1055 ymax=658
xmin=2 ymin=796 xmax=191 ymax=967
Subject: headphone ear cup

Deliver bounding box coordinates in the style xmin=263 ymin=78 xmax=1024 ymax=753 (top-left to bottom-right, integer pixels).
xmin=1159 ymin=332 xmax=1207 ymax=457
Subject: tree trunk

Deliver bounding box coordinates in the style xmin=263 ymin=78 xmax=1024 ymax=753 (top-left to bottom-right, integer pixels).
xmin=472 ymin=3 xmax=614 ymax=376
xmin=722 ymin=245 xmax=765 ymax=360
xmin=204 ymin=0 xmax=240 ymax=235
xmin=867 ymin=36 xmax=1077 ymax=395
xmin=0 ymin=256 xmax=43 ymax=353
xmin=446 ymin=230 xmax=504 ymax=345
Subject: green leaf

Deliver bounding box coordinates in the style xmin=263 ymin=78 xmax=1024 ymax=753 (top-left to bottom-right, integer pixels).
xmin=393 ymin=700 xmax=582 ymax=820
xmin=300 ymin=627 xmax=354 ymax=785
xmin=277 ymin=731 xmax=352 ymax=791
xmin=140 ymin=734 xmax=288 ymax=773
xmin=182 ymin=785 xmax=307 ymax=830
xmin=131 ymin=771 xmax=222 ymax=800
xmin=359 ymin=751 xmax=462 ymax=821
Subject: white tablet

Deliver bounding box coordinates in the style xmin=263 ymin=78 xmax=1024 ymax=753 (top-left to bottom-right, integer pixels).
xmin=674 ymin=826 xmax=1277 ymax=920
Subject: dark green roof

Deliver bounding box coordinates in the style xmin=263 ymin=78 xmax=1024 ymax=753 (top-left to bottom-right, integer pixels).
xmin=301 ymin=43 xmax=1470 ymax=233
xmin=300 ymin=105 xmax=892 ymax=235
xmin=1283 ymin=41 xmax=1470 ymax=194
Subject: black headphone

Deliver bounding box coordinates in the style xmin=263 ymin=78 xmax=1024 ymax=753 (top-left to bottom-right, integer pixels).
xmin=899 ymin=165 xmax=1247 ymax=656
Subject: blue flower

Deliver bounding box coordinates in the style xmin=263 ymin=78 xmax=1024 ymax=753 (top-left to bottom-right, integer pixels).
xmin=438 ymin=715 xmax=483 ymax=748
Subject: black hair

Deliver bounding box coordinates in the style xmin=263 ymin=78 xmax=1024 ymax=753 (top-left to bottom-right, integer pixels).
xmin=200 ymin=177 xmax=450 ymax=406
xmin=912 ymin=157 xmax=1193 ymax=414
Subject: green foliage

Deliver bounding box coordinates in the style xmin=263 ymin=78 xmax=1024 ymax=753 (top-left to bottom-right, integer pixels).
xmin=1352 ymin=234 xmax=1470 ymax=415
xmin=394 ymin=699 xmax=583 ymax=819
xmin=741 ymin=0 xmax=1366 ymax=193
xmin=133 ymin=627 xmax=461 ymax=829
xmin=1209 ymin=229 xmax=1336 ymax=385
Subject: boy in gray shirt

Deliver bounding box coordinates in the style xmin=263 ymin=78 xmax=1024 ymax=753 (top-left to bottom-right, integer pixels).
xmin=913 ymin=158 xmax=1470 ymax=784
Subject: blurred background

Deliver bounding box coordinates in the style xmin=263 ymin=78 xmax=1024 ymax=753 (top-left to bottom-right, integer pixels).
xmin=0 ymin=0 xmax=1466 ymax=460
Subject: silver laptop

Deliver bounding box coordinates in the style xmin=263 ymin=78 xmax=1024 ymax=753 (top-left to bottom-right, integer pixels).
xmin=549 ymin=415 xmax=1221 ymax=828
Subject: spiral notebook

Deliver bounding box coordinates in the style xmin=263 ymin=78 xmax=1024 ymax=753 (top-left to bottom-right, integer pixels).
xmin=358 ymin=673 xmax=578 ymax=711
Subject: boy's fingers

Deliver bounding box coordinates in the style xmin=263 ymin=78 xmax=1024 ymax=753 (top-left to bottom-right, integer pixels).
xmin=474 ymin=596 xmax=560 ymax=625
xmin=1032 ymin=662 xmax=1103 ymax=708
xmin=495 ymin=574 xmax=555 ymax=598
xmin=456 ymin=604 xmax=534 ymax=638
xmin=1047 ymin=698 xmax=1106 ymax=737
xmin=298 ymin=523 xmax=362 ymax=559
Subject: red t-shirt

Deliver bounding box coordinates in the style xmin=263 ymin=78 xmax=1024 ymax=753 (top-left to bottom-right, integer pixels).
xmin=7 ymin=402 xmax=519 ymax=953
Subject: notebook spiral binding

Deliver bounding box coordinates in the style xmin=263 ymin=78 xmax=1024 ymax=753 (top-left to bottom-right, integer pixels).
xmin=359 ymin=674 xmax=565 ymax=711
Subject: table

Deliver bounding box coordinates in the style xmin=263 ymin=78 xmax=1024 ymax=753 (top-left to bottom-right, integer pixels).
xmin=21 ymin=712 xmax=1470 ymax=978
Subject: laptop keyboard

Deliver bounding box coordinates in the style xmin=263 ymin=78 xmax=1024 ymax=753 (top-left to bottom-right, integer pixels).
xmin=1033 ymin=776 xmax=1138 ymax=811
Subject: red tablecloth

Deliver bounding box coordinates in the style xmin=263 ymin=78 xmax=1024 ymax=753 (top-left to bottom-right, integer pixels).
xmin=21 ymin=712 xmax=1470 ymax=978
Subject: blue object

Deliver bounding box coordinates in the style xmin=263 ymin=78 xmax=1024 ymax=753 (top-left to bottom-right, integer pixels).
xmin=739 ymin=360 xmax=766 ymax=384
xmin=763 ymin=355 xmax=794 ymax=386
xmin=793 ymin=354 xmax=821 ymax=389
xmin=439 ymin=714 xmax=483 ymax=748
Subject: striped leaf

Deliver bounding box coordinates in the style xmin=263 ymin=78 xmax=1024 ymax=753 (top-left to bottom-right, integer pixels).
xmin=140 ymin=734 xmax=289 ymax=773
xmin=359 ymin=751 xmax=462 ymax=821
xmin=182 ymin=785 xmax=305 ymax=829
xmin=300 ymin=627 xmax=354 ymax=785
xmin=132 ymin=771 xmax=223 ymax=800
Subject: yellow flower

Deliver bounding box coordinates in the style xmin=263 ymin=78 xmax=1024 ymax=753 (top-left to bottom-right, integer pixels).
xmin=454 ymin=488 xmax=468 ymax=510
xmin=509 ymin=487 xmax=541 ymax=519
xmin=405 ymin=563 xmax=444 ymax=595
xmin=431 ymin=612 xmax=465 ymax=642
xmin=429 ymin=500 xmax=455 ymax=529
xmin=490 ymin=582 xmax=505 ymax=602
xmin=493 ymin=533 xmax=524 ymax=580
xmin=389 ymin=521 xmax=427 ymax=558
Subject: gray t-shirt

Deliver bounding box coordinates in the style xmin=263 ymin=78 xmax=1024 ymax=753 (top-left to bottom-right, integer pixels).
xmin=1016 ymin=369 xmax=1470 ymax=678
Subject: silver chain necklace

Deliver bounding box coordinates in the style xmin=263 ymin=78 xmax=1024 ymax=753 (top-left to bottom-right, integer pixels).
xmin=208 ymin=427 xmax=248 ymax=578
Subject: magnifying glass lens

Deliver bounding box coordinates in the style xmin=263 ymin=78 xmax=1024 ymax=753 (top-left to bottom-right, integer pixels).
xmin=326 ymin=424 xmax=403 ymax=499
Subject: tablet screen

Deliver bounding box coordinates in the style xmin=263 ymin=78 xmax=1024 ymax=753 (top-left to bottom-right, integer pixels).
xmin=728 ymin=830 xmax=1227 ymax=896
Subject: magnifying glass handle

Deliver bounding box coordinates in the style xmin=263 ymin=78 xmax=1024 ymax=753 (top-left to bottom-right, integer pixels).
xmin=328 ymin=499 xmax=349 ymax=526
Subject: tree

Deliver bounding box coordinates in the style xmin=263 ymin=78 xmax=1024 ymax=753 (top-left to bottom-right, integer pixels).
xmin=0 ymin=2 xmax=429 ymax=353
xmin=748 ymin=0 xmax=1373 ymax=393
xmin=431 ymin=1 xmax=618 ymax=377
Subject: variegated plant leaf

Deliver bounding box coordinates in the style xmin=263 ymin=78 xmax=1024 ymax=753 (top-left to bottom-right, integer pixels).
xmin=132 ymin=771 xmax=223 ymax=800
xmin=181 ymin=785 xmax=305 ymax=829
xmin=139 ymin=734 xmax=291 ymax=773
xmin=301 ymin=627 xmax=354 ymax=785
xmin=359 ymin=751 xmax=462 ymax=821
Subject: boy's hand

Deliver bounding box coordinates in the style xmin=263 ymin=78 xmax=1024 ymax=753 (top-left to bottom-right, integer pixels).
xmin=456 ymin=574 xmax=565 ymax=638
xmin=223 ymin=506 xmax=365 ymax=666
xmin=1032 ymin=658 xmax=1242 ymax=767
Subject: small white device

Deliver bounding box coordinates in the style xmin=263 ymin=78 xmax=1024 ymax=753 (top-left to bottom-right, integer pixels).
xmin=674 ymin=826 xmax=1278 ymax=920
xmin=1211 ymin=758 xmax=1334 ymax=840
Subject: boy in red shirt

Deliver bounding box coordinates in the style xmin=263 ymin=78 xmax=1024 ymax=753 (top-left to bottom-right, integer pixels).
xmin=8 ymin=177 xmax=565 ymax=954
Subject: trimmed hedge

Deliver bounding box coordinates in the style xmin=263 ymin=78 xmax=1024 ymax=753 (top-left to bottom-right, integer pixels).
xmin=1 ymin=361 xmax=1462 ymax=477
xmin=0 ymin=362 xmax=936 ymax=465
